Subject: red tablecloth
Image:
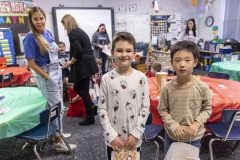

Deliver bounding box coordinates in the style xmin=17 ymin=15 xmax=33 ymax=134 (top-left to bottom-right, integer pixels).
xmin=0 ymin=67 xmax=31 ymax=87
xmin=149 ymin=76 xmax=240 ymax=126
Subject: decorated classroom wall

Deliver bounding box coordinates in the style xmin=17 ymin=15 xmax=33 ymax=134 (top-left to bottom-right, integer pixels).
xmin=0 ymin=1 xmax=31 ymax=56
xmin=37 ymin=0 xmax=225 ymax=44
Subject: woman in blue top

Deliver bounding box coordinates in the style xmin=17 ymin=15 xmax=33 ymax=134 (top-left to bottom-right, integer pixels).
xmin=23 ymin=6 xmax=76 ymax=153
xmin=92 ymin=23 xmax=111 ymax=74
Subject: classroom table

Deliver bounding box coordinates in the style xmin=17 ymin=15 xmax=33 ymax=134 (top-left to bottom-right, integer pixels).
xmin=0 ymin=67 xmax=31 ymax=87
xmin=210 ymin=61 xmax=240 ymax=82
xmin=0 ymin=87 xmax=47 ymax=139
xmin=149 ymin=76 xmax=240 ymax=126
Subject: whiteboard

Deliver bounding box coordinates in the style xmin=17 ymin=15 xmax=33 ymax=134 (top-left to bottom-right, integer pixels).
xmin=52 ymin=7 xmax=114 ymax=52
xmin=115 ymin=14 xmax=150 ymax=43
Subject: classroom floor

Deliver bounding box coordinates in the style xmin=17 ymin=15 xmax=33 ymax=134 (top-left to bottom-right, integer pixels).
xmin=1 ymin=115 xmax=240 ymax=160
xmin=1 ymin=69 xmax=240 ymax=160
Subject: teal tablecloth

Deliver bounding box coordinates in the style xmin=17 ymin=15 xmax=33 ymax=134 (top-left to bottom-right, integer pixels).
xmin=210 ymin=61 xmax=240 ymax=81
xmin=0 ymin=87 xmax=47 ymax=139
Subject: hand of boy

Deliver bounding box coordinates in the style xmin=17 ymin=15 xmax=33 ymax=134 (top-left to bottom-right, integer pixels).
xmin=111 ymin=136 xmax=125 ymax=152
xmin=125 ymin=135 xmax=139 ymax=150
xmin=187 ymin=121 xmax=200 ymax=136
xmin=173 ymin=126 xmax=187 ymax=137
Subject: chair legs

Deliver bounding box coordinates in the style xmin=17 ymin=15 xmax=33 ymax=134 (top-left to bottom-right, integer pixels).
xmin=18 ymin=142 xmax=29 ymax=160
xmin=209 ymin=138 xmax=221 ymax=160
xmin=153 ymin=141 xmax=160 ymax=160
xmin=232 ymin=140 xmax=240 ymax=154
xmin=58 ymin=131 xmax=76 ymax=159
xmin=33 ymin=144 xmax=42 ymax=160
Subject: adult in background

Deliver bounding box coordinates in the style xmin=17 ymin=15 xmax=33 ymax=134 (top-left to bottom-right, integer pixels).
xmin=23 ymin=6 xmax=76 ymax=152
xmin=61 ymin=14 xmax=99 ymax=125
xmin=92 ymin=23 xmax=111 ymax=74
xmin=177 ymin=18 xmax=198 ymax=44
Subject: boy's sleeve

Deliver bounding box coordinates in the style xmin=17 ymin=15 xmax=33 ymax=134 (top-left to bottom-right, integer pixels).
xmin=158 ymin=86 xmax=181 ymax=133
xmin=195 ymin=85 xmax=212 ymax=126
xmin=98 ymin=77 xmax=118 ymax=143
xmin=130 ymin=76 xmax=150 ymax=140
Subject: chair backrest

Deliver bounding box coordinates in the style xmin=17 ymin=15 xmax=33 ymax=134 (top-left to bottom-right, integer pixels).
xmin=221 ymin=109 xmax=240 ymax=140
xmin=39 ymin=102 xmax=61 ymax=137
xmin=0 ymin=72 xmax=13 ymax=87
xmin=222 ymin=109 xmax=240 ymax=125
xmin=40 ymin=102 xmax=61 ymax=124
xmin=208 ymin=71 xmax=230 ymax=80
xmin=144 ymin=124 xmax=163 ymax=141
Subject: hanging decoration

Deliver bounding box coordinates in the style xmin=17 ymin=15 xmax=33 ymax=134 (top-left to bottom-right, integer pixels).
xmin=205 ymin=0 xmax=212 ymax=12
xmin=197 ymin=14 xmax=203 ymax=19
xmin=191 ymin=0 xmax=198 ymax=6
xmin=199 ymin=4 xmax=205 ymax=11
xmin=152 ymin=0 xmax=159 ymax=13
xmin=212 ymin=26 xmax=219 ymax=35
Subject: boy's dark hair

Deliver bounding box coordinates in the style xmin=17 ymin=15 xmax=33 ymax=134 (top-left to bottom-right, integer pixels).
xmin=57 ymin=41 xmax=65 ymax=46
xmin=170 ymin=40 xmax=199 ymax=60
xmin=152 ymin=62 xmax=162 ymax=72
xmin=112 ymin=32 xmax=136 ymax=52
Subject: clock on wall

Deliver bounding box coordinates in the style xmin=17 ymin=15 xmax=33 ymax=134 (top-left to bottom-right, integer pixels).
xmin=205 ymin=16 xmax=214 ymax=27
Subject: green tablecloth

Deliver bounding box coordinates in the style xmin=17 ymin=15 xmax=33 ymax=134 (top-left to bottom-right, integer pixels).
xmin=210 ymin=61 xmax=240 ymax=82
xmin=0 ymin=87 xmax=47 ymax=139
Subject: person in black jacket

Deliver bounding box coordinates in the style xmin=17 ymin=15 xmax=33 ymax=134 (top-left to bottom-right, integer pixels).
xmin=61 ymin=14 xmax=99 ymax=125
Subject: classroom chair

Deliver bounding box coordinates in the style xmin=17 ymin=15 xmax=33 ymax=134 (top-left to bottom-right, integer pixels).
xmin=17 ymin=102 xmax=75 ymax=160
xmin=205 ymin=109 xmax=240 ymax=160
xmin=0 ymin=72 xmax=13 ymax=87
xmin=144 ymin=114 xmax=164 ymax=160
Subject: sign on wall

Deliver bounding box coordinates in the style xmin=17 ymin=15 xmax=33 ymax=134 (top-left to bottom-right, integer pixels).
xmin=0 ymin=0 xmax=33 ymax=55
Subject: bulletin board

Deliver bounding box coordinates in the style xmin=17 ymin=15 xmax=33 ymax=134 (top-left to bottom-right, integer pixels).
xmin=0 ymin=1 xmax=31 ymax=56
xmin=52 ymin=7 xmax=115 ymax=52
xmin=0 ymin=16 xmax=29 ymax=56
xmin=150 ymin=15 xmax=171 ymax=39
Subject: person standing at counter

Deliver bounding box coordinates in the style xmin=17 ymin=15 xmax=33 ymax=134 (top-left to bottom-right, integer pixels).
xmin=23 ymin=6 xmax=76 ymax=152
xmin=92 ymin=23 xmax=111 ymax=75
xmin=177 ymin=18 xmax=198 ymax=43
xmin=61 ymin=14 xmax=99 ymax=125
xmin=158 ymin=41 xmax=212 ymax=157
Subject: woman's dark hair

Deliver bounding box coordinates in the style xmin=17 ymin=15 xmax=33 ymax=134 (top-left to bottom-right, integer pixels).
xmin=97 ymin=23 xmax=107 ymax=33
xmin=185 ymin=18 xmax=196 ymax=37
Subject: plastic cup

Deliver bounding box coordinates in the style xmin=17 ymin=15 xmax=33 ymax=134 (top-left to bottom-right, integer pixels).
xmin=156 ymin=72 xmax=168 ymax=92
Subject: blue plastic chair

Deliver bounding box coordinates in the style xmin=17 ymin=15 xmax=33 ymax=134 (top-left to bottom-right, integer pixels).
xmin=144 ymin=114 xmax=164 ymax=160
xmin=17 ymin=102 xmax=74 ymax=160
xmin=205 ymin=109 xmax=240 ymax=160
xmin=208 ymin=71 xmax=230 ymax=80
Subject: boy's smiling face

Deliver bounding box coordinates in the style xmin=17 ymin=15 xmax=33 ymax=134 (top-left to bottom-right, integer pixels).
xmin=171 ymin=50 xmax=198 ymax=78
xmin=58 ymin=43 xmax=66 ymax=55
xmin=111 ymin=40 xmax=135 ymax=68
